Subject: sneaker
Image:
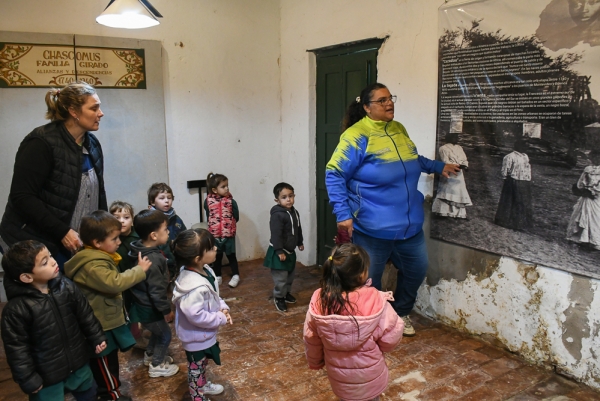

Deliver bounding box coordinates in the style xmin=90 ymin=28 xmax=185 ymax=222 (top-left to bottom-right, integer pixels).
xmin=284 ymin=293 xmax=296 ymax=303
xmin=216 ymin=276 xmax=223 ymax=286
xmin=144 ymin=352 xmax=174 ymax=366
xmin=401 ymin=315 xmax=416 ymax=337
xmin=228 ymin=274 xmax=240 ymax=288
xmin=148 ymin=361 xmax=179 ymax=378
xmin=201 ymin=381 xmax=224 ymax=395
xmin=274 ymin=297 xmax=287 ymax=312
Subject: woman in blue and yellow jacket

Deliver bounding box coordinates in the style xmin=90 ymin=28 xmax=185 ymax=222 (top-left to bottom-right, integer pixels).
xmin=325 ymin=82 xmax=459 ymax=337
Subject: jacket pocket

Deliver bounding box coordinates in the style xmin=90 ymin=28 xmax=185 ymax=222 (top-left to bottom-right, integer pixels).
xmin=104 ymin=297 xmax=120 ymax=319
xmin=348 ymin=183 xmax=362 ymax=220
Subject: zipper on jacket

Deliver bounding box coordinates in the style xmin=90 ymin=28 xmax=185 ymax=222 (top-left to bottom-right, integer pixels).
xmin=49 ymin=290 xmax=74 ymax=372
xmin=384 ymin=122 xmax=411 ymax=239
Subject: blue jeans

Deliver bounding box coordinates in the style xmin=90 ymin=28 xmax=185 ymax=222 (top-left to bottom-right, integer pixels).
xmin=144 ymin=319 xmax=172 ymax=366
xmin=353 ymin=229 xmax=428 ymax=316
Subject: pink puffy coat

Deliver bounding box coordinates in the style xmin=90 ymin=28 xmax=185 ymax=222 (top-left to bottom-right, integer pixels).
xmin=303 ymin=286 xmax=404 ymax=401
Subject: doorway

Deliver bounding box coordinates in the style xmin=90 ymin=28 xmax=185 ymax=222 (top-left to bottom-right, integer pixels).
xmin=313 ymin=38 xmax=384 ymax=264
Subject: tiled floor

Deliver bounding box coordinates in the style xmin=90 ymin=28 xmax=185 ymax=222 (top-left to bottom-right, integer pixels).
xmin=1 ymin=260 xmax=599 ymax=400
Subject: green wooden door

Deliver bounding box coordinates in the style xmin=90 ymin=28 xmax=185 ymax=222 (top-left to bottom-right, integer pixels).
xmin=315 ymin=39 xmax=383 ymax=264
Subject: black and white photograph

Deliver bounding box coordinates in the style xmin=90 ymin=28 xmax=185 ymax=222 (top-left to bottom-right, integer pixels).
xmin=433 ymin=0 xmax=600 ymax=279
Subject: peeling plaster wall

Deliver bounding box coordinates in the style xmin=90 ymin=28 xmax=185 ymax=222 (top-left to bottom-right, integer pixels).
xmin=417 ymin=207 xmax=600 ymax=390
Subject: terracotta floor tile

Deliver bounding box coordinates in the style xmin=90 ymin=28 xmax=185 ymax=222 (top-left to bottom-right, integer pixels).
xmin=566 ymin=388 xmax=600 ymax=400
xmin=481 ymin=356 xmax=524 ymax=377
xmin=422 ymin=362 xmax=463 ymax=383
xmin=453 ymin=338 xmax=486 ymax=353
xmin=419 ymin=383 xmax=462 ymax=400
xmin=460 ymin=349 xmax=493 ymax=366
xmin=1 ymin=259 xmax=599 ymax=401
xmin=449 ymin=370 xmax=492 ymax=394
xmin=457 ymin=386 xmax=504 ymax=401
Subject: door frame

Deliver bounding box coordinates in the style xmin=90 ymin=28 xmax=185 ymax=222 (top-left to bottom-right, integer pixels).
xmin=310 ymin=37 xmax=386 ymax=264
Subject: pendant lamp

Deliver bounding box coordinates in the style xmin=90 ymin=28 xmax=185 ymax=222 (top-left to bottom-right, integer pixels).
xmin=96 ymin=0 xmax=163 ymax=29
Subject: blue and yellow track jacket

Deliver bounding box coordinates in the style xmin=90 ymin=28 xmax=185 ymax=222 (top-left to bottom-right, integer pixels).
xmin=325 ymin=116 xmax=444 ymax=240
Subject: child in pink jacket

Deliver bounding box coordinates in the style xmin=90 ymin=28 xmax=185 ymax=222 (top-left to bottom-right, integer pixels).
xmin=303 ymin=243 xmax=404 ymax=401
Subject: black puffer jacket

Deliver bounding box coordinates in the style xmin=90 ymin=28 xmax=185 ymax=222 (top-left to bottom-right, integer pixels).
xmin=0 ymin=121 xmax=107 ymax=255
xmin=127 ymin=241 xmax=171 ymax=316
xmin=269 ymin=205 xmax=303 ymax=255
xmin=1 ymin=275 xmax=106 ymax=394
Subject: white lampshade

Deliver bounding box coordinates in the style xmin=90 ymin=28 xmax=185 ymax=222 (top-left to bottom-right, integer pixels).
xmin=96 ymin=0 xmax=161 ymax=29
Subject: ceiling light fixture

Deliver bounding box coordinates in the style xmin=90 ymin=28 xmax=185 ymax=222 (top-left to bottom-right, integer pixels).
xmin=96 ymin=0 xmax=163 ymax=29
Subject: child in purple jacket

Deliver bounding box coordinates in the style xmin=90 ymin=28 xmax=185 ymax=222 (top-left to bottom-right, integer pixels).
xmin=171 ymin=229 xmax=232 ymax=401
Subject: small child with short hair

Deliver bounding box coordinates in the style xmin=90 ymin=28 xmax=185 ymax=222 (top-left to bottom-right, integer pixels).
xmin=263 ymin=182 xmax=304 ymax=312
xmin=1 ymin=240 xmax=107 ymax=400
xmin=304 ymin=244 xmax=404 ymax=401
xmin=109 ymin=200 xmax=143 ymax=344
xmin=128 ymin=209 xmax=178 ymax=378
xmin=148 ymin=182 xmax=187 ymax=279
xmin=109 ymin=201 xmax=139 ymax=273
xmin=65 ymin=210 xmax=152 ymax=401
xmin=204 ymin=172 xmax=240 ymax=287
xmin=172 ymin=229 xmax=233 ymax=400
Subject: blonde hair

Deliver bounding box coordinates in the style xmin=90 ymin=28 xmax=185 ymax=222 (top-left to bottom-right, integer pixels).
xmin=45 ymin=81 xmax=96 ymax=121
xmin=109 ymin=201 xmax=135 ymax=217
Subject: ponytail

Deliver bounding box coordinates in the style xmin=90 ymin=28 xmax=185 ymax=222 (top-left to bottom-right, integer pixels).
xmin=318 ymin=244 xmax=370 ymax=316
xmin=44 ymin=81 xmax=96 ymax=121
xmin=206 ymin=172 xmax=228 ymax=194
xmin=341 ymin=82 xmax=388 ymax=132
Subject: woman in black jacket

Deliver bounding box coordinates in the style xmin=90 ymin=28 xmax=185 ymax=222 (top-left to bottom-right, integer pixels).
xmin=0 ymin=81 xmax=107 ymax=269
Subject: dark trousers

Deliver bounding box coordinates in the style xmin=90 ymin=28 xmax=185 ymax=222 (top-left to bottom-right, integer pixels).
xmin=353 ymin=229 xmax=429 ymax=316
xmin=212 ymin=252 xmax=239 ymax=276
xmin=89 ymin=349 xmax=122 ymax=400
xmin=144 ymin=319 xmax=172 ymax=366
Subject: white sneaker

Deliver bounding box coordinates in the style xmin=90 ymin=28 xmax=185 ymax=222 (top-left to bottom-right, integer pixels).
xmin=401 ymin=315 xmax=416 ymax=337
xmin=228 ymin=275 xmax=240 ymax=288
xmin=216 ymin=276 xmax=223 ymax=285
xmin=148 ymin=361 xmax=179 ymax=377
xmin=201 ymin=381 xmax=224 ymax=395
xmin=144 ymin=352 xmax=174 ymax=366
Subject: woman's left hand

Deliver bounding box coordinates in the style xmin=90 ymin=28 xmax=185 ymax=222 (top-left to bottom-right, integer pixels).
xmin=441 ymin=163 xmax=461 ymax=178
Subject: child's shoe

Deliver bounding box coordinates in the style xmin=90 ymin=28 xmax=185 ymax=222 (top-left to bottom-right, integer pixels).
xmin=274 ymin=297 xmax=287 ymax=312
xmin=216 ymin=276 xmax=223 ymax=286
xmin=284 ymin=293 xmax=296 ymax=303
xmin=228 ymin=274 xmax=240 ymax=288
xmin=201 ymin=381 xmax=224 ymax=395
xmin=148 ymin=361 xmax=179 ymax=377
xmin=144 ymin=352 xmax=174 ymax=366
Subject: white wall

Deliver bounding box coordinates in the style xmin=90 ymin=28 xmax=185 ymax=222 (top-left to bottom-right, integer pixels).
xmin=0 ymin=0 xmax=282 ymax=261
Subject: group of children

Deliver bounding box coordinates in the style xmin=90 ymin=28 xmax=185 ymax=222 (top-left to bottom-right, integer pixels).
xmin=1 ymin=178 xmax=405 ymax=401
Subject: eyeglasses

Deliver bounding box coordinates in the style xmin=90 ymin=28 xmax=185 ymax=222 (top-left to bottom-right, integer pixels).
xmin=369 ymin=95 xmax=397 ymax=106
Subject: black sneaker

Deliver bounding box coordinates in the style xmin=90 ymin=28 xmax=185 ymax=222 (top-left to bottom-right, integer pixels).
xmin=284 ymin=293 xmax=297 ymax=304
xmin=274 ymin=297 xmax=287 ymax=312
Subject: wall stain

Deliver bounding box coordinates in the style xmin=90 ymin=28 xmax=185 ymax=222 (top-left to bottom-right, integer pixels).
xmin=517 ymin=262 xmax=540 ymax=287
xmin=561 ymin=278 xmax=593 ymax=361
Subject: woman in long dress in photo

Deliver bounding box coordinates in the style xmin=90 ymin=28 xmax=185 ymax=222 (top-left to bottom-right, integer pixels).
xmin=432 ymin=132 xmax=472 ymax=218
xmin=494 ymin=140 xmax=533 ymax=230
xmin=566 ymin=150 xmax=600 ymax=250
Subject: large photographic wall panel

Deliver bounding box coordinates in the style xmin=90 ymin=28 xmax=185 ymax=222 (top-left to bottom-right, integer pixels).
xmin=432 ymin=0 xmax=600 ymax=278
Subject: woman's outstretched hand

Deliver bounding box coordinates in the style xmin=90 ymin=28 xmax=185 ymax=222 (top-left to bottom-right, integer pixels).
xmin=337 ymin=219 xmax=354 ymax=238
xmin=441 ymin=163 xmax=461 ymax=178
